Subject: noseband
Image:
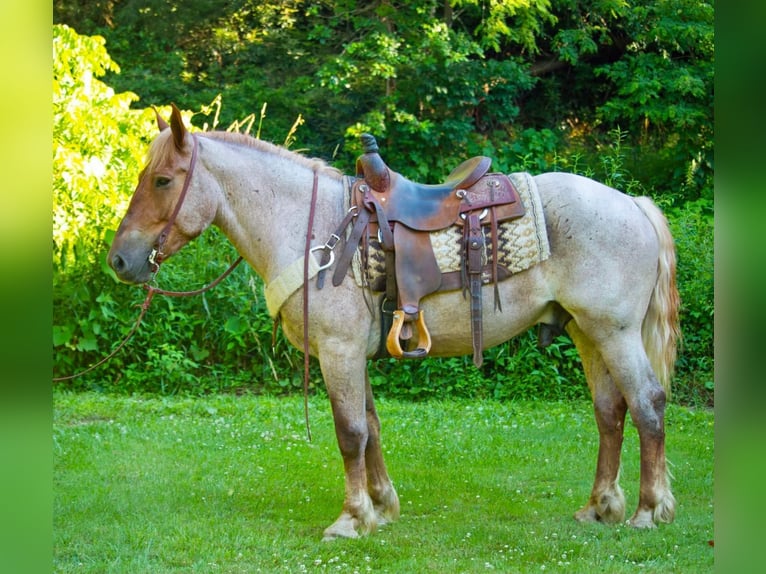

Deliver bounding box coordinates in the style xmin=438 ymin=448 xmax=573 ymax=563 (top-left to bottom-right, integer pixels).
xmin=148 ymin=133 xmax=199 ymax=273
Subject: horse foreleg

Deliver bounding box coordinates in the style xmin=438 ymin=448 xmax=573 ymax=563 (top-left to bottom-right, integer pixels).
xmin=363 ymin=372 xmax=400 ymax=525
xmin=599 ymin=333 xmax=676 ymax=528
xmin=569 ymin=324 xmax=627 ymax=524
xmin=320 ymin=356 xmax=377 ymax=540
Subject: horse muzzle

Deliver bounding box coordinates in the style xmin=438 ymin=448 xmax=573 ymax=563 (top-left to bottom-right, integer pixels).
xmin=108 ymin=245 xmax=155 ymax=284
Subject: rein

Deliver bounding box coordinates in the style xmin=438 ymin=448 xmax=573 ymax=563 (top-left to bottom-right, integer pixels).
xmin=302 ymin=169 xmax=320 ymax=442
xmin=56 ymin=131 xmax=316 ymax=442
xmin=53 ymin=132 xmax=243 ymax=382
xmin=51 ymin=262 xmax=240 ymax=383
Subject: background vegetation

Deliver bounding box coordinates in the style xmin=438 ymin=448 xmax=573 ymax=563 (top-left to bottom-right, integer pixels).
xmin=52 ymin=0 xmax=714 ymax=405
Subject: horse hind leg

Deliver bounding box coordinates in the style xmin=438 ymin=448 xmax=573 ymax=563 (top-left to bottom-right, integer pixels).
xmin=594 ymin=329 xmax=676 ymax=528
xmin=626 ymin=378 xmax=676 ymax=528
xmin=568 ymin=323 xmax=627 ymax=524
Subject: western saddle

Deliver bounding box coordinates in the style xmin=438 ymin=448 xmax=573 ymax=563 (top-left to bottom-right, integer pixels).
xmin=330 ymin=134 xmax=526 ymax=367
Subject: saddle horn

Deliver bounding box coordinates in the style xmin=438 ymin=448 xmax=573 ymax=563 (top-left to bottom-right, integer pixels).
xmin=356 ymin=134 xmax=390 ymax=193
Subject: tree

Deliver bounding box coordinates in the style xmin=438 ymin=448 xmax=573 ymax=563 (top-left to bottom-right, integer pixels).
xmin=53 ymin=24 xmax=175 ymax=365
xmin=593 ymin=0 xmax=714 ymax=202
xmin=53 ymin=23 xmax=156 ymax=275
xmin=53 ymin=0 xmax=713 ymax=200
xmin=52 ymin=5 xmax=714 ymax=400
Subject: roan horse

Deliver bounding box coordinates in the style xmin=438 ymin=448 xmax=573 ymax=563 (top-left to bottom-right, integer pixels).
xmin=108 ymin=105 xmax=680 ymax=539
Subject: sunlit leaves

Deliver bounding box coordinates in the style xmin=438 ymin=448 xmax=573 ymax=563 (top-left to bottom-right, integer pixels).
xmin=453 ymin=0 xmax=557 ymax=53
xmin=53 ymin=24 xmax=158 ymax=274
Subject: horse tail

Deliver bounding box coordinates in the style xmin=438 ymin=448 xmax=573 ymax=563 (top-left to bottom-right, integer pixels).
xmin=632 ymin=196 xmax=681 ymax=396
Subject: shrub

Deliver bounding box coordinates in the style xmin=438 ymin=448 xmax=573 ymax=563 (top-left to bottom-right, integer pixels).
xmin=53 ymin=23 xmax=160 ymax=377
xmin=53 ymin=27 xmax=712 ymax=406
xmin=666 ymin=198 xmax=714 ymax=405
xmin=52 ymin=25 xmax=309 ymax=394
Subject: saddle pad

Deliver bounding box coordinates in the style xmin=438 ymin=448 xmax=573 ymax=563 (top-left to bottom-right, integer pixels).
xmin=351 ymin=172 xmax=550 ymax=289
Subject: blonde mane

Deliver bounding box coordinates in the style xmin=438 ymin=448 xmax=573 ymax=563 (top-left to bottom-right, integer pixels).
xmin=143 ymin=129 xmax=342 ymax=179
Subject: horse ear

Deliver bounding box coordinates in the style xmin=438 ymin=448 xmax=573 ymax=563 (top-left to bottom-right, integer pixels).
xmin=169 ymin=102 xmax=188 ymax=151
xmin=153 ymin=106 xmax=169 ymax=132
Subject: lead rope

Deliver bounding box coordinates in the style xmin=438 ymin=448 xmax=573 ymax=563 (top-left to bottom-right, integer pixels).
xmin=52 ymin=287 xmax=157 ymax=382
xmin=52 ymin=256 xmax=243 ymax=382
xmin=302 ymin=170 xmax=320 ymax=441
xmin=53 ymin=131 xmax=245 ymax=382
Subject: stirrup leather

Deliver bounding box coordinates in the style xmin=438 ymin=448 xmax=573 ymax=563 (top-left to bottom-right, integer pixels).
xmin=386 ymin=310 xmax=432 ymax=359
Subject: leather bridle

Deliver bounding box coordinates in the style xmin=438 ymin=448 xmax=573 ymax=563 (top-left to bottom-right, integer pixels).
xmin=148 ymin=133 xmax=199 ymax=273
xmin=54 ymin=132 xmax=243 ymax=382
xmin=146 ymin=133 xmax=244 ymax=286
xmin=57 ymin=133 xmax=324 ymax=439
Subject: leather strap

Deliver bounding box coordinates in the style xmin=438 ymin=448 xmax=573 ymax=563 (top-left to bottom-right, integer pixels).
xmin=362 ymin=188 xmax=394 ymax=250
xmin=54 ymin=257 xmax=243 ymax=382
xmin=54 ymin=133 xmax=244 ymax=382
xmin=332 ymin=207 xmax=371 ymax=287
xmin=302 ymin=170 xmax=320 ymax=441
xmin=490 ymin=206 xmax=502 ymax=312
xmin=316 ymin=205 xmax=358 ymax=289
xmin=465 ymin=212 xmax=485 ymax=367
xmin=150 ymin=134 xmax=199 ymax=271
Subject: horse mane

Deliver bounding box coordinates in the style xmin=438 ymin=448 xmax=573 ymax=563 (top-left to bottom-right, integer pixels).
xmin=203 ymin=131 xmax=342 ymax=178
xmin=144 ymin=129 xmax=342 ymax=179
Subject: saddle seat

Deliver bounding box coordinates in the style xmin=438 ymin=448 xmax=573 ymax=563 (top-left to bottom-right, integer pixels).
xmin=356 ymin=132 xmax=492 ymax=231
xmin=332 ymin=134 xmax=526 ymax=366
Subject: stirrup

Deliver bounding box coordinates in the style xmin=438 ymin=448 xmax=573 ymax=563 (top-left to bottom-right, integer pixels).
xmin=386 ymin=309 xmax=432 ymax=359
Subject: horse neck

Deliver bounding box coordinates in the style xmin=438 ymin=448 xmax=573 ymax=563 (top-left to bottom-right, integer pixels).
xmin=202 ymin=137 xmax=346 ymax=285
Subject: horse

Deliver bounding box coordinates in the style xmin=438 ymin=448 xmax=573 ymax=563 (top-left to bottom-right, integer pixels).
xmin=108 ymin=104 xmax=680 ymax=539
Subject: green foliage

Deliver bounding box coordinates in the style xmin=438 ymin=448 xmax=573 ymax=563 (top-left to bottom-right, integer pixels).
xmin=52 ymin=18 xmax=713 ymax=405
xmin=667 ymin=198 xmax=714 ymax=404
xmin=370 ymin=332 xmax=587 ymax=402
xmin=53 ymin=24 xmax=151 ymax=273
xmin=316 ymin=9 xmax=537 ymax=177
xmin=53 ymin=23 xmax=159 ymax=371
xmin=52 ymin=25 xmax=306 ymax=393
xmin=52 ymin=1 xmax=713 ymax=201
xmin=593 ymin=0 xmax=714 ymax=203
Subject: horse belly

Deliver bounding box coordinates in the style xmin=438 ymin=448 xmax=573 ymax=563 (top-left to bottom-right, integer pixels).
xmin=412 ymin=274 xmax=551 ymax=357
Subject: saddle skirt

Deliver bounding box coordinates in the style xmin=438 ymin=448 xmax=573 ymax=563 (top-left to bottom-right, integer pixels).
xmin=351 ymin=172 xmax=550 ymax=290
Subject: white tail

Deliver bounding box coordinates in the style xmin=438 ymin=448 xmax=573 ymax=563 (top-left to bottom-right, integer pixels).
xmin=632 ymin=196 xmax=681 ymax=395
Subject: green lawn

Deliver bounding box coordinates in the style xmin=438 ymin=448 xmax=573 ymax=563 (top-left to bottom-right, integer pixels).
xmin=53 ymin=392 xmax=714 ymax=573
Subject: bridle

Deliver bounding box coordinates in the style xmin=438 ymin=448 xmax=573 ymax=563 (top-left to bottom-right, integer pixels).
xmin=57 ymin=130 xmax=329 ymax=439
xmin=146 ymin=133 xmax=245 ymax=287
xmin=148 ymin=133 xmax=198 ymax=273
xmin=54 ymin=132 xmax=243 ymax=381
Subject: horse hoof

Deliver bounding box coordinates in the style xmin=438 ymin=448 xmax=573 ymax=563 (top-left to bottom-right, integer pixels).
xmin=574 ymin=506 xmax=599 ymax=523
xmin=627 ymin=509 xmax=658 ymax=529
xmin=574 ymin=492 xmax=625 ymax=525
xmin=322 ymin=512 xmax=363 ymax=541
xmin=322 ymin=530 xmax=358 ymax=542
xmin=322 ymin=526 xmax=359 ymax=541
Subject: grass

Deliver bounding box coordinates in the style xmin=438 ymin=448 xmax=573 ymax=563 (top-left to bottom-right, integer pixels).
xmin=53 ymin=392 xmax=714 ymax=573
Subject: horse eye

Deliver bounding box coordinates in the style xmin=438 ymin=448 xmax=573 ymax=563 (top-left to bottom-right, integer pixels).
xmin=155 ymin=176 xmax=172 ymax=188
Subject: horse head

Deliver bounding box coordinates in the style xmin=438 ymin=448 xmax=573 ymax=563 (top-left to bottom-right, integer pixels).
xmin=108 ymin=104 xmax=216 ymax=284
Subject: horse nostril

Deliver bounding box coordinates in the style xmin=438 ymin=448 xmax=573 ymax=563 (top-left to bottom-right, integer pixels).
xmin=111 ymin=253 xmax=126 ymax=272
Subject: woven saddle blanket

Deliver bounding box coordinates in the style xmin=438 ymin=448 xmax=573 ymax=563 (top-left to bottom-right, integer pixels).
xmin=351 ymin=171 xmax=550 ymax=290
